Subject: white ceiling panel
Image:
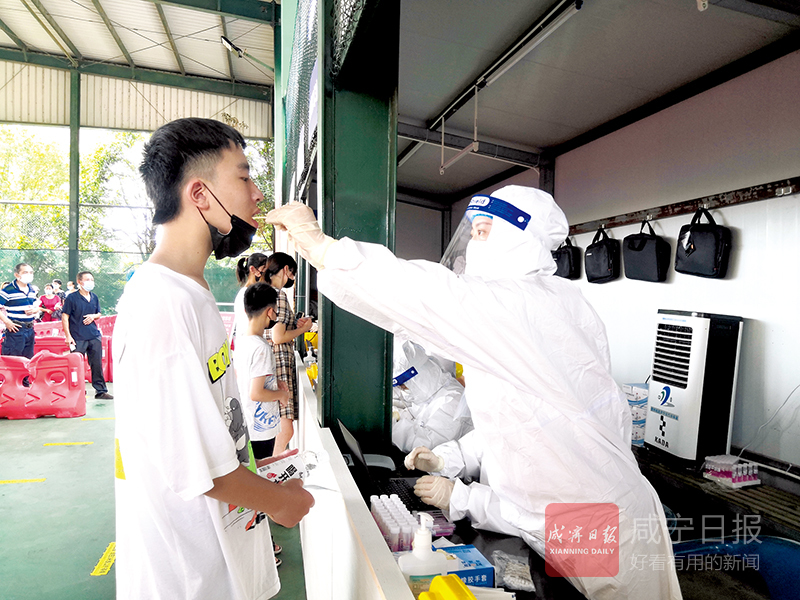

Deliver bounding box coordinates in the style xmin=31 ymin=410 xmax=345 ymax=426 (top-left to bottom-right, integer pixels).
xmin=0 ymin=0 xmax=65 ymax=55
xmin=160 ymin=4 xmax=227 ymax=79
xmin=97 ymin=0 xmax=178 ymax=71
xmin=37 ymin=0 xmax=122 ymax=63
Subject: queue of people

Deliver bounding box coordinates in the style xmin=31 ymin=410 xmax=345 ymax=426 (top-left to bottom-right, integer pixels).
xmin=0 ymin=265 xmax=113 ymax=400
xmin=0 ymin=116 xmax=674 ymax=600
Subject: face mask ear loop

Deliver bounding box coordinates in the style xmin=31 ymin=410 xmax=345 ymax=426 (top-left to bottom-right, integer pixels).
xmin=205 ymin=185 xmax=232 ymax=217
xmin=198 ymin=183 xmax=234 ymax=234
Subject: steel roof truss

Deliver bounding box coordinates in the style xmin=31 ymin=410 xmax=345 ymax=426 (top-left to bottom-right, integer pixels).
xmin=220 ymin=16 xmax=235 ymax=82
xmin=155 ymin=3 xmax=186 ymax=75
xmin=0 ymin=16 xmax=29 ymax=52
xmin=143 ymin=0 xmax=279 ymax=25
xmin=90 ymin=0 xmax=135 ymax=67
xmin=28 ymin=0 xmax=83 ymax=60
xmin=19 ymin=0 xmax=77 ymax=66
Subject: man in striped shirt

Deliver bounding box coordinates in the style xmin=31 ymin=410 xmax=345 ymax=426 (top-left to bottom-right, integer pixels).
xmin=0 ymin=263 xmax=41 ymax=363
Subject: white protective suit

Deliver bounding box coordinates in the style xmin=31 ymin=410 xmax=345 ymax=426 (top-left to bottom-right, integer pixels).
xmin=312 ymin=185 xmax=681 ymax=600
xmin=391 ymin=338 xmax=472 ymax=453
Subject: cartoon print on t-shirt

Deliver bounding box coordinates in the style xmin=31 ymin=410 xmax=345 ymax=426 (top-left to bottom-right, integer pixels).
xmin=223 ymin=396 xmax=250 ymax=465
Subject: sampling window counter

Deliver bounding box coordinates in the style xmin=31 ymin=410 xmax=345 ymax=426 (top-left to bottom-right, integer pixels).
xmin=295 ymin=356 xmax=414 ymax=600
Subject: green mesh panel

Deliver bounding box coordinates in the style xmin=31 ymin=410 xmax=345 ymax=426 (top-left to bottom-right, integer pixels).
xmin=284 ymin=0 xmax=319 ymax=202
xmin=332 ymin=0 xmax=367 ymax=77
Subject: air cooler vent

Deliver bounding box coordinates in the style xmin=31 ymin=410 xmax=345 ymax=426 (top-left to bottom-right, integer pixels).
xmin=652 ymin=323 xmax=692 ymax=389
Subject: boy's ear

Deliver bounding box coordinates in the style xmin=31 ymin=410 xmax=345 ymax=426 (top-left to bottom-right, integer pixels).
xmin=184 ymin=178 xmax=210 ymax=210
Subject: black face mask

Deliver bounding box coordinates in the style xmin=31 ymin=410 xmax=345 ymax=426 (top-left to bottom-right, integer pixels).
xmin=266 ymin=319 xmax=277 ymax=329
xmin=199 ymin=186 xmax=257 ymax=260
xmin=283 ymin=277 xmax=295 ymax=289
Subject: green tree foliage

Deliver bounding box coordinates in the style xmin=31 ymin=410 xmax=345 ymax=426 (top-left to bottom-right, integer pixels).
xmin=0 ymin=128 xmax=69 ymax=251
xmin=0 ymin=124 xmax=277 ymax=311
xmin=245 ymin=138 xmax=276 ymax=252
xmin=79 ymin=131 xmax=147 ymax=253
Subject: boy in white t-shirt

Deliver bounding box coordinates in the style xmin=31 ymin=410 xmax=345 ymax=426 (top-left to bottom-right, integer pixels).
xmin=234 ymin=282 xmax=289 ymax=460
xmin=114 ymin=118 xmax=314 ymax=600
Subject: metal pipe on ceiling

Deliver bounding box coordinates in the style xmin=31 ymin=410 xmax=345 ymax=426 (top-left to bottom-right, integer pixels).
xmin=426 ymin=0 xmax=582 ymax=131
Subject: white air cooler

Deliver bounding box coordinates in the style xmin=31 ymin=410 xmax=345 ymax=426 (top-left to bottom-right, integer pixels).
xmin=644 ymin=309 xmax=743 ymax=463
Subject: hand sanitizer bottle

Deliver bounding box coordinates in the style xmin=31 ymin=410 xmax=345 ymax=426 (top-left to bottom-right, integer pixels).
xmin=397 ymin=513 xmax=450 ymax=598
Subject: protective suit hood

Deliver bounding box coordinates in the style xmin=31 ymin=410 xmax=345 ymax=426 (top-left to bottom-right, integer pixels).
xmin=393 ymin=339 xmax=451 ymax=403
xmin=441 ymin=185 xmax=569 ymax=280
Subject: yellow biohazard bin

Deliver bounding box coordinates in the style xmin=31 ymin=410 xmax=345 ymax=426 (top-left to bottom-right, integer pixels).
xmin=419 ymin=574 xmax=476 ymax=600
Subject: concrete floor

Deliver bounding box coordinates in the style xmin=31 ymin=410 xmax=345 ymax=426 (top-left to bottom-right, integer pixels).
xmin=0 ymin=382 xmax=306 ymax=600
xmin=1 ymin=380 xmax=784 ymax=600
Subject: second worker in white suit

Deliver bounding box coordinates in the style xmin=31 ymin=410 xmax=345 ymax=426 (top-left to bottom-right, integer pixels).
xmin=265 ymin=186 xmax=681 ymax=600
xmin=391 ymin=337 xmax=472 ymax=453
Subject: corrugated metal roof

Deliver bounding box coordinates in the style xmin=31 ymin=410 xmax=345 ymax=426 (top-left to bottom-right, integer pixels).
xmin=0 ymin=60 xmax=69 ymax=124
xmin=98 ymin=0 xmax=178 ymax=70
xmin=0 ymin=0 xmax=275 ymax=131
xmin=82 ymin=74 xmax=272 ymax=136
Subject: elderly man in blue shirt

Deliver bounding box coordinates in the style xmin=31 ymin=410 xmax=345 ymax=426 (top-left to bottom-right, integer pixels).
xmin=0 ymin=263 xmax=41 ymax=368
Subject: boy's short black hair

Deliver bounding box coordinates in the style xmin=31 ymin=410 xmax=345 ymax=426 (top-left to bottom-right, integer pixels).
xmin=140 ymin=118 xmax=246 ymax=225
xmin=243 ymin=282 xmax=279 ymax=319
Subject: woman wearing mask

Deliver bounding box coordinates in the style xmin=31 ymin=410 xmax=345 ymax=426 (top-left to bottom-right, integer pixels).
xmin=232 ymin=253 xmax=269 ymax=346
xmin=264 ymin=253 xmax=312 ymax=455
xmin=39 ymin=283 xmax=62 ymax=322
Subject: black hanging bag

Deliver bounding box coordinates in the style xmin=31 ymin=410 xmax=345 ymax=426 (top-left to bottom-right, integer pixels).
xmin=585 ymin=228 xmax=620 ymax=283
xmin=623 ymin=220 xmax=671 ymax=282
xmin=674 ymin=208 xmax=732 ymax=278
xmin=552 ymin=237 xmax=582 ymax=280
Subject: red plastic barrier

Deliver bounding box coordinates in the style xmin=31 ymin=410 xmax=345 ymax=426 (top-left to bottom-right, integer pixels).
xmin=34 ymin=321 xmax=64 ymax=338
xmin=102 ymin=336 xmax=113 ymax=383
xmin=95 ymin=315 xmax=116 ymax=337
xmin=0 ymin=356 xmax=32 ymax=418
xmin=34 ymin=335 xmax=69 ymax=356
xmin=24 ymin=351 xmax=86 ymax=419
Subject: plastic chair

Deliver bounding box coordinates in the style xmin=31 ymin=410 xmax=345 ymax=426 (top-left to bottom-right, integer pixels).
xmin=0 ymin=355 xmax=33 ymax=419
xmin=24 ymin=350 xmax=86 ymax=418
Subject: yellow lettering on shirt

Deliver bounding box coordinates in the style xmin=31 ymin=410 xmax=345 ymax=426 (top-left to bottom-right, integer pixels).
xmin=207 ymin=340 xmax=232 ymax=383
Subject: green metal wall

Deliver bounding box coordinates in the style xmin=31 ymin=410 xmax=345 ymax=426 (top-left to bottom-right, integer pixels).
xmin=315 ymin=0 xmax=400 ymax=452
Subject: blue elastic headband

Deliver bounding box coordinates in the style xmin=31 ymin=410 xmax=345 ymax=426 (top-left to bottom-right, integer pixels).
xmin=392 ymin=366 xmax=418 ymax=387
xmin=467 ymin=195 xmax=531 ymax=231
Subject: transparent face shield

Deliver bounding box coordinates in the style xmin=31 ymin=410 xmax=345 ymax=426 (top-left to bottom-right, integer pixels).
xmin=440 ymin=194 xmax=532 ymax=274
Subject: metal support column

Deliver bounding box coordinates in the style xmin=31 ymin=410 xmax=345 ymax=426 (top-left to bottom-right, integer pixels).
xmin=68 ymin=69 xmax=80 ymax=279
xmin=316 ymin=0 xmax=399 ymax=452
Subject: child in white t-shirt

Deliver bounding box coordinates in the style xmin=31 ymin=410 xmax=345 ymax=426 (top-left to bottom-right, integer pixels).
xmin=234 ymin=282 xmax=290 ymax=460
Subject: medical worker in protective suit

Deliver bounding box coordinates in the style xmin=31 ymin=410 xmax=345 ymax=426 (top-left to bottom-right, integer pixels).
xmin=391 ymin=337 xmax=472 ymax=453
xmin=265 ymin=186 xmax=682 ymax=600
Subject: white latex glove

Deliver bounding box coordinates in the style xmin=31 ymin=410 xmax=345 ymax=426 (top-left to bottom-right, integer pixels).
xmin=264 ymin=202 xmax=337 ymax=270
xmin=414 ymin=475 xmax=454 ymax=510
xmin=404 ymin=446 xmax=445 ymax=472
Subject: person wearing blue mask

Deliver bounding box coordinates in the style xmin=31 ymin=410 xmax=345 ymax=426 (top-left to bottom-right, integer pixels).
xmin=266 ymin=187 xmax=682 ymax=600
